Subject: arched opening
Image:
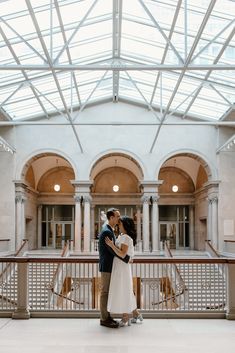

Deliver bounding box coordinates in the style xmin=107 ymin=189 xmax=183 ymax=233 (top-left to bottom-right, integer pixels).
xmin=18 ymin=153 xmax=76 ymax=250
xmin=90 ymin=153 xmax=143 ymax=241
xmin=157 ymin=153 xmax=210 ymax=251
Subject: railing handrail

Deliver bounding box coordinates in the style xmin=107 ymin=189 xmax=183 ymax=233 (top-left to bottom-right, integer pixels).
xmin=164 ymin=241 xmax=173 ymax=257
xmin=0 ymin=257 xmax=234 ymax=264
xmin=60 ymin=242 xmax=70 ymax=258
xmin=51 ymin=290 xmax=84 ymax=305
xmin=0 ymin=294 xmax=17 ymax=306
xmin=0 ymin=239 xmax=28 ymax=280
xmin=15 ymin=239 xmax=28 ymax=257
xmin=0 ymin=256 xmax=230 ymax=317
xmin=205 ymin=240 xmax=220 ymax=257
xmin=152 ymin=288 xmax=186 ymax=306
xmin=164 ymin=241 xmax=188 ymax=300
xmin=50 ymin=242 xmax=70 ymax=289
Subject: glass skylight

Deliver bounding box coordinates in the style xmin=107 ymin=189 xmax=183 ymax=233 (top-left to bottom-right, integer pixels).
xmin=0 ymin=0 xmax=234 ymax=122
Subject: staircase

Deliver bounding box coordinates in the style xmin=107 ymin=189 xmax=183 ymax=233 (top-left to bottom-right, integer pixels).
xmin=177 ymin=263 xmax=226 ymax=310
xmin=0 ymin=263 xmax=58 ymax=310
xmin=28 ymin=263 xmax=58 ymax=310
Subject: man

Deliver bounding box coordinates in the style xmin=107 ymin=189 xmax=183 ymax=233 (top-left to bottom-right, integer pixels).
xmin=98 ymin=208 xmax=130 ymax=328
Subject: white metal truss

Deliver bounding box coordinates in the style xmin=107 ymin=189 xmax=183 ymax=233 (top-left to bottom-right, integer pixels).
xmin=149 ymin=0 xmax=217 ymax=153
xmin=25 ymin=0 xmax=83 ymax=152
xmin=112 ymin=0 xmax=122 ymax=102
xmin=0 ymin=0 xmax=234 ymax=127
xmin=182 ymin=25 xmax=235 ymax=120
xmin=0 ymin=135 xmax=15 ymax=153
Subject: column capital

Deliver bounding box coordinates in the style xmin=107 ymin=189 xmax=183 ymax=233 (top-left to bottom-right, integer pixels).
xmin=74 ymin=195 xmax=82 ymax=203
xmin=83 ymin=195 xmax=92 ymax=203
xmin=15 ymin=192 xmax=27 ymax=203
xmin=207 ymin=194 xmax=218 ymax=204
xmin=141 ymin=195 xmax=150 ymax=204
xmin=151 ymin=195 xmax=160 ymax=203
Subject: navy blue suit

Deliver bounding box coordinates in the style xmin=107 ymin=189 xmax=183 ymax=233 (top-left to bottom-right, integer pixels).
xmin=98 ymin=224 xmax=129 ymax=273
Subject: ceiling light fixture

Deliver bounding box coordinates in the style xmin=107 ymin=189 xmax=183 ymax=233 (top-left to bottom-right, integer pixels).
xmin=54 ymin=184 xmax=60 ymax=192
xmin=113 ymin=185 xmax=119 ymax=192
xmin=172 ymin=185 xmax=178 ymax=193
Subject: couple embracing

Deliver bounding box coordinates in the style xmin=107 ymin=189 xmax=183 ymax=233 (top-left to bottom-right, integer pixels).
xmin=98 ymin=208 xmax=143 ymax=328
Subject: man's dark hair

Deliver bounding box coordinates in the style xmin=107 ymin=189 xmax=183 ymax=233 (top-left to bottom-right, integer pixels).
xmin=106 ymin=208 xmax=119 ymax=220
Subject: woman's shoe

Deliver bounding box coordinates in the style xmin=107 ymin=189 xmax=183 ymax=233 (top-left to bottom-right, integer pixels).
xmin=131 ymin=314 xmax=143 ymax=324
xmin=119 ymin=318 xmax=131 ymax=327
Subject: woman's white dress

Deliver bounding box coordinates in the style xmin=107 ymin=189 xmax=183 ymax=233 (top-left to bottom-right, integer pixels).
xmin=107 ymin=234 xmax=137 ymax=314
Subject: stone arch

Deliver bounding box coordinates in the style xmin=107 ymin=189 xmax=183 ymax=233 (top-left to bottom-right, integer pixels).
xmin=155 ymin=149 xmax=216 ymax=183
xmin=16 ymin=148 xmax=78 ymax=182
xmin=89 ymin=150 xmax=145 ymax=181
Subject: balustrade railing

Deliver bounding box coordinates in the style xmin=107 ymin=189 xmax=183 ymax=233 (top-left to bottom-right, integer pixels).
xmin=205 ymin=240 xmax=220 ymax=257
xmin=91 ymin=239 xmax=143 ymax=253
xmin=0 ymin=257 xmax=235 ymax=319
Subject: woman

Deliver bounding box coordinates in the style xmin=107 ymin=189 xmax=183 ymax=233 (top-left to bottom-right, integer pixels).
xmin=105 ymin=216 xmax=143 ymax=326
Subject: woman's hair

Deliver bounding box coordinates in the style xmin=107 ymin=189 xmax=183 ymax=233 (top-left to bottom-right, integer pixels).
xmin=120 ymin=216 xmax=137 ymax=246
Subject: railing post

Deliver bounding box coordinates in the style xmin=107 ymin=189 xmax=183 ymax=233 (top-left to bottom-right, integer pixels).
xmin=12 ymin=261 xmax=30 ymax=319
xmin=226 ymin=262 xmax=235 ymax=320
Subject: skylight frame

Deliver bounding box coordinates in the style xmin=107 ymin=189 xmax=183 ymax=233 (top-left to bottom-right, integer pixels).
xmin=0 ymin=0 xmax=233 ymax=124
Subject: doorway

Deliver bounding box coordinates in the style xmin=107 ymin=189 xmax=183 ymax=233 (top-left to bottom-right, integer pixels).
xmin=48 ymin=222 xmax=72 ymax=249
xmin=159 ymin=222 xmax=178 ymax=249
xmin=41 ymin=205 xmax=74 ymax=249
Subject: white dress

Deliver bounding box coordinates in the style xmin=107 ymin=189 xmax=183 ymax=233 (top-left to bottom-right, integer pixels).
xmin=107 ymin=234 xmax=137 ymax=314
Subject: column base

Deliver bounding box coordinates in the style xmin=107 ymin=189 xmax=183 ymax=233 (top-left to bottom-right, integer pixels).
xmin=226 ymin=312 xmax=235 ymax=320
xmin=12 ymin=308 xmax=30 ymax=320
xmin=151 ymin=250 xmax=160 ymax=255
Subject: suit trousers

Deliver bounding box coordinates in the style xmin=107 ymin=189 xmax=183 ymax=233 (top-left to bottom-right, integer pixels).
xmin=100 ymin=272 xmax=111 ymax=321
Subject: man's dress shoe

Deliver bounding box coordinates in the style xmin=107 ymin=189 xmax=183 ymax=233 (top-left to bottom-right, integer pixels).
xmin=100 ymin=318 xmax=119 ymax=328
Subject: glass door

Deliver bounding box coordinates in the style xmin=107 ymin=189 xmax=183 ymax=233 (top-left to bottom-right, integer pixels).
xmin=160 ymin=222 xmax=178 ymax=249
xmin=41 ymin=205 xmax=74 ymax=249
xmin=51 ymin=223 xmax=72 ymax=249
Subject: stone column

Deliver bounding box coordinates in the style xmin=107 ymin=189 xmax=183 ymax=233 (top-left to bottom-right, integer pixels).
xmin=90 ymin=204 xmax=95 ymax=252
xmin=74 ymin=195 xmax=82 ymax=252
xmin=12 ymin=262 xmax=30 ymax=319
xmin=211 ymin=196 xmax=218 ymax=250
xmin=207 ymin=197 xmax=212 ymax=242
xmin=189 ymin=205 xmax=195 ymax=250
xmin=37 ymin=205 xmax=42 ymax=249
xmin=226 ymin=263 xmax=235 ymax=320
xmin=151 ymin=195 xmax=160 ymax=253
xmin=71 ymin=181 xmax=93 ymax=253
xmin=136 ymin=207 xmax=141 ymax=243
xmin=15 ymin=193 xmax=27 ymax=250
xmin=83 ymin=195 xmax=91 ymax=253
xmin=207 ymin=194 xmax=218 ymax=250
xmin=141 ymin=195 xmax=150 ymax=253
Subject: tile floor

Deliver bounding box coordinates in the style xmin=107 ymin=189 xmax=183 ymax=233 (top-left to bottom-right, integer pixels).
xmin=0 ymin=318 xmax=235 ymax=353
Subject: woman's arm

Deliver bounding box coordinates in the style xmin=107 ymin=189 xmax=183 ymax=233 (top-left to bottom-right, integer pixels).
xmin=105 ymin=236 xmax=128 ymax=258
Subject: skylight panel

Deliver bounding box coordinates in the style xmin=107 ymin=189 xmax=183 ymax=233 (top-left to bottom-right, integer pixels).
xmin=0 ymin=0 xmax=234 ymax=122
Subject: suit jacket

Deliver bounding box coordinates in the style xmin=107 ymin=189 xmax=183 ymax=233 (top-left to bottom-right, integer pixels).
xmin=98 ymin=224 xmax=129 ymax=272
